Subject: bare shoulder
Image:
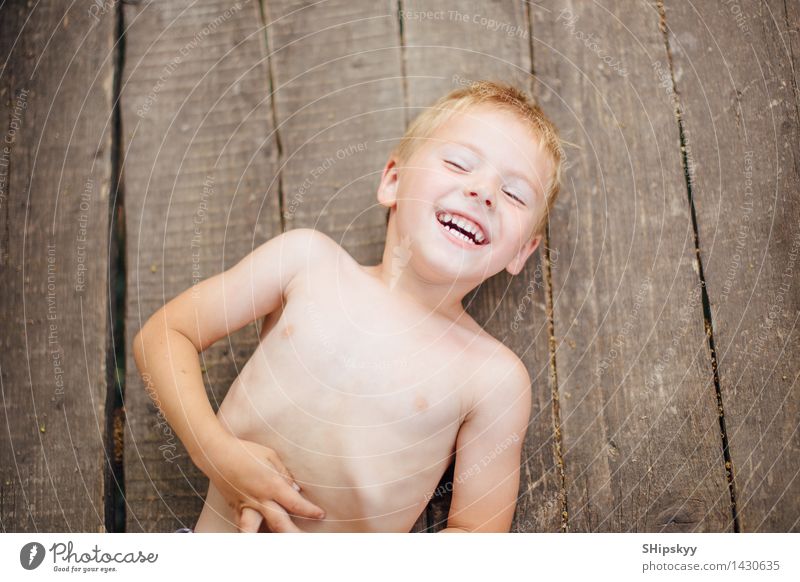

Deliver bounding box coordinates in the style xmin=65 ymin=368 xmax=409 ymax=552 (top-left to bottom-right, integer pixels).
xmin=460 ymin=315 xmax=530 ymax=382
xmin=461 ymin=327 xmax=532 ymax=417
xmin=279 ymin=227 xmax=345 ymax=261
xmin=279 ymin=228 xmax=355 ymax=277
xmin=278 ymin=228 xmax=366 ymax=300
xmin=486 ymin=342 xmax=531 ymax=395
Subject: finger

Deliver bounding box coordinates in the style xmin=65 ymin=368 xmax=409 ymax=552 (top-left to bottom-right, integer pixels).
xmin=262 ymin=501 xmax=302 ymax=533
xmin=274 ymin=485 xmax=326 ymax=520
xmin=263 ymin=452 xmax=300 ymax=490
xmin=237 ymin=506 xmax=263 ymax=533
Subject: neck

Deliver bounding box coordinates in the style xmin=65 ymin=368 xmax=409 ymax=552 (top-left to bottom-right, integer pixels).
xmin=364 ymin=215 xmax=478 ymax=322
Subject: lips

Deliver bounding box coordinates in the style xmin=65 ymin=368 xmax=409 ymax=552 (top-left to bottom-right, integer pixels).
xmin=435 ymin=209 xmax=490 ymax=247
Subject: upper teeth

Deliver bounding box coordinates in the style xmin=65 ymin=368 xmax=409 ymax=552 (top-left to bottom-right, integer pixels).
xmin=437 ymin=212 xmax=486 ymax=244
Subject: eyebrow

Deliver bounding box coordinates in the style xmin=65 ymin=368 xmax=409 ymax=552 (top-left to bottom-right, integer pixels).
xmin=449 ymin=140 xmax=541 ymax=198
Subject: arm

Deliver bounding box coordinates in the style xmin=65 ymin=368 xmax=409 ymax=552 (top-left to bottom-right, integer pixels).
xmin=439 ymin=357 xmax=532 ymax=533
xmin=132 ymin=228 xmax=332 ymax=531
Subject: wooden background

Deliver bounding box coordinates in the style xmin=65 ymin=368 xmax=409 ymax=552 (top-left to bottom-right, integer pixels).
xmin=1 ymin=0 xmax=797 ymax=532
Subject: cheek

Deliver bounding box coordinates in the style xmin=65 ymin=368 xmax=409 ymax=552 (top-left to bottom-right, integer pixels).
xmin=401 ymin=168 xmax=452 ymax=202
xmin=503 ymin=211 xmax=532 ymax=241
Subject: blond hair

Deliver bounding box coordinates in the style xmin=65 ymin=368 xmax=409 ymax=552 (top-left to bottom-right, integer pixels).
xmin=389 ymin=80 xmax=564 ymax=239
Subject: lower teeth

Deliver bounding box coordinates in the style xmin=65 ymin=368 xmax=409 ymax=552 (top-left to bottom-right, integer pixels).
xmin=445 ymin=225 xmax=475 ymax=244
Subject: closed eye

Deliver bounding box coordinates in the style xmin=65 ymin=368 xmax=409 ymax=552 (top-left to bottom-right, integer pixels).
xmin=444 ymin=159 xmax=469 ymax=172
xmin=503 ymin=189 xmax=525 ymax=205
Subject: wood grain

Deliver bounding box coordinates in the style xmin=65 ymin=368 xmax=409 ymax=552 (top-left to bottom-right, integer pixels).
xmin=0 ymin=2 xmax=115 ymax=531
xmin=534 ymin=0 xmax=732 ymax=531
xmin=266 ymin=0 xmax=406 ymax=265
xmin=664 ymin=0 xmax=800 ymax=531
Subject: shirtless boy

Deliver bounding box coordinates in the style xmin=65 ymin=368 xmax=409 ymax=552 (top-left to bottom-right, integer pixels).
xmin=133 ymin=81 xmax=564 ymax=533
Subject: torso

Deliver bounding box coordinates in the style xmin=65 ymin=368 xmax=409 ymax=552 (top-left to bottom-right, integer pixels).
xmin=195 ymin=247 xmax=506 ymax=532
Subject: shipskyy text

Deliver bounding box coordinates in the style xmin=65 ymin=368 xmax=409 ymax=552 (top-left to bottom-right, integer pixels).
xmin=642 ymin=543 xmax=697 ymax=557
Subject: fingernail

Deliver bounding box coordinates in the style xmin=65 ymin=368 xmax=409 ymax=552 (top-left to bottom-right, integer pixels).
xmin=292 ymin=481 xmax=301 ymax=492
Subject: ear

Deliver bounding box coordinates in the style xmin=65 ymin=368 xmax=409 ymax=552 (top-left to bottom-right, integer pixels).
xmin=377 ymin=157 xmax=400 ymax=211
xmin=505 ymin=233 xmax=542 ymax=276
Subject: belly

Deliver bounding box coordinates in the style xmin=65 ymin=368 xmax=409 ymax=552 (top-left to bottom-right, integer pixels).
xmin=212 ymin=331 xmax=464 ymax=532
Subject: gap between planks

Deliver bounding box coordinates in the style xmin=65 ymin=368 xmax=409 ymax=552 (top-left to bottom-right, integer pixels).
xmin=105 ymin=0 xmax=128 ymax=533
xmin=257 ymin=0 xmax=286 ymax=235
xmin=524 ymin=0 xmax=569 ymax=533
xmin=655 ymin=0 xmax=740 ymax=533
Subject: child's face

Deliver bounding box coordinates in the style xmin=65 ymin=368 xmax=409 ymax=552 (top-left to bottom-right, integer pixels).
xmin=378 ymin=104 xmax=551 ymax=283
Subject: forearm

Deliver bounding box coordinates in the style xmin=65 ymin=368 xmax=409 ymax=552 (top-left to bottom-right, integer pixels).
xmin=133 ymin=319 xmax=227 ymax=468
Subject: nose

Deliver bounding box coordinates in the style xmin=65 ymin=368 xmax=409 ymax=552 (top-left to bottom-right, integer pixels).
xmin=467 ymin=187 xmax=494 ymax=208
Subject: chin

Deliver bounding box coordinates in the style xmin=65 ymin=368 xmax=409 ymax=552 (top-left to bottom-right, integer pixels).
xmin=415 ymin=248 xmax=495 ymax=285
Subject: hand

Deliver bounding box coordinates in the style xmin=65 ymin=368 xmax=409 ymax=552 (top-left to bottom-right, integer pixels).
xmin=195 ymin=432 xmax=325 ymax=532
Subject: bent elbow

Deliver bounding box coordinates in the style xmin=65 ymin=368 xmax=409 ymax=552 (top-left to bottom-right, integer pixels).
xmin=132 ymin=313 xmax=164 ymax=372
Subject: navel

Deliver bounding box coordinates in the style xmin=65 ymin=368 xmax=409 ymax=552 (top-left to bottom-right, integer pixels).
xmin=282 ymin=324 xmax=294 ymax=338
xmin=413 ymin=394 xmax=428 ymax=412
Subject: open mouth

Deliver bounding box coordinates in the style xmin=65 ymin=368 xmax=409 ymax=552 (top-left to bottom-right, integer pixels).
xmin=435 ymin=210 xmax=489 ymax=246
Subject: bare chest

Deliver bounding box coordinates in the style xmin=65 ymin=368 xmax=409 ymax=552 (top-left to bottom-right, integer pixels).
xmin=225 ymin=277 xmax=484 ymax=453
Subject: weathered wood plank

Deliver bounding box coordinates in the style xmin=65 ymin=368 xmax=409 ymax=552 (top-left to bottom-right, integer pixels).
xmin=534 ymin=0 xmax=731 ymax=531
xmin=664 ymin=0 xmax=800 ymax=531
xmin=401 ymin=0 xmax=562 ymax=532
xmin=121 ymin=0 xmax=281 ymax=532
xmin=402 ymin=1 xmax=532 ymax=109
xmin=266 ymin=0 xmax=406 ymax=265
xmin=0 ymin=2 xmax=115 ymax=531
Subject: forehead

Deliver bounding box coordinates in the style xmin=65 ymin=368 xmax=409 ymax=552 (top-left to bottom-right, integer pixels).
xmin=429 ymin=104 xmax=550 ymax=177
